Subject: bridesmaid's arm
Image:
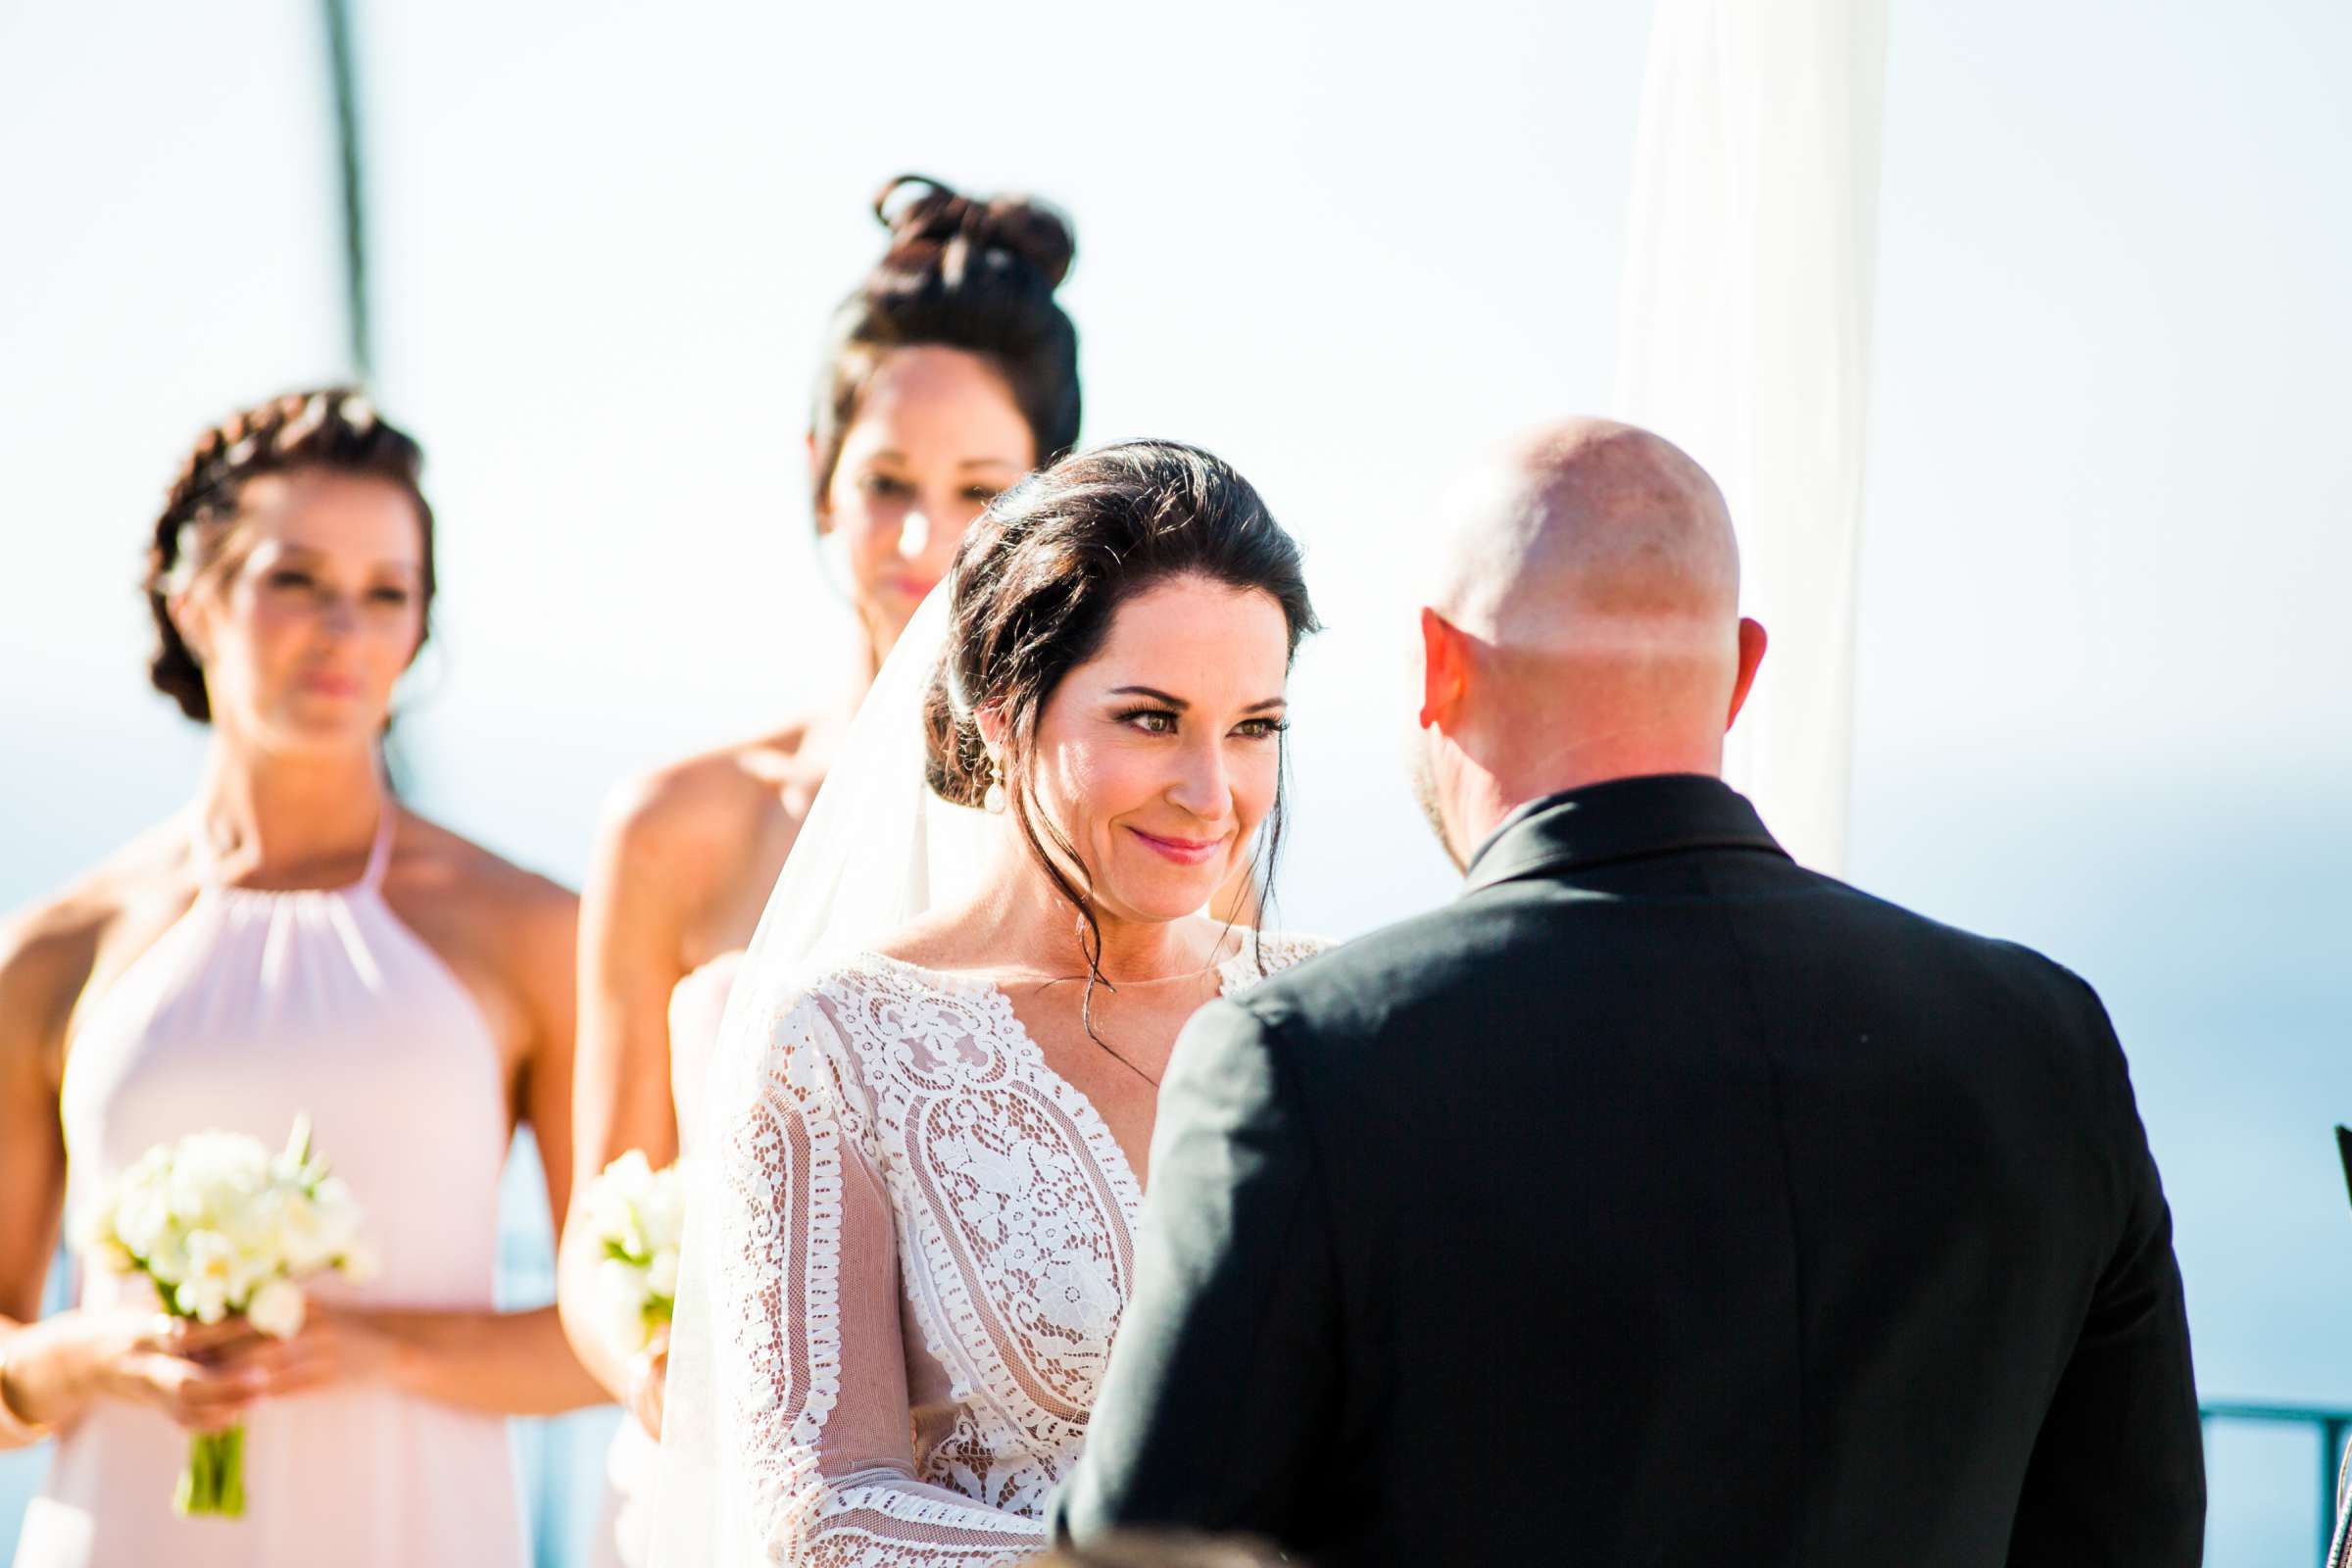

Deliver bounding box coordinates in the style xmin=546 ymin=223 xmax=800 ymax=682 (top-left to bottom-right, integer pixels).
xmin=0 ymin=901 xmax=74 ymax=1444
xmin=477 ymin=871 xmax=602 ymax=1414
xmin=0 ymin=891 xmax=268 ymax=1441
xmin=556 ymin=776 xmax=697 ymax=1419
xmin=515 ymin=869 xmax=586 ymax=1254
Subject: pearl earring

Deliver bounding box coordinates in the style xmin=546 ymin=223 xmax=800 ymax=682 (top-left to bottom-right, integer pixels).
xmin=982 ymin=757 xmax=1006 ymax=815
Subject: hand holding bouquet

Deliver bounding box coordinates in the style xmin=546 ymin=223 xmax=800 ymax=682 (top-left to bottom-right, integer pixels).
xmin=74 ymin=1115 xmax=371 ymax=1517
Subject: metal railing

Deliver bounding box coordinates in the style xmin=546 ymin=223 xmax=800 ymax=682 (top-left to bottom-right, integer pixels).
xmin=2202 ymin=1401 xmax=2352 ymax=1563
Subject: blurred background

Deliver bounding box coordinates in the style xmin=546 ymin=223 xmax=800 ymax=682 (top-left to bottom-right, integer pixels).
xmin=2 ymin=0 xmax=2346 ymax=1561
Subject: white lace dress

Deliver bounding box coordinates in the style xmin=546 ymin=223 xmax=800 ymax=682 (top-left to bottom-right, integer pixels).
xmin=696 ymin=935 xmax=1322 ymax=1566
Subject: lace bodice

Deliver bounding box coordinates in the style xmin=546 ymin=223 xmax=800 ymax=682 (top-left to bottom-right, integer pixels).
xmin=698 ymin=934 xmax=1324 ymax=1566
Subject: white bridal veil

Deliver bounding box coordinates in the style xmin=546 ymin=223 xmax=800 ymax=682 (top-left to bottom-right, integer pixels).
xmin=649 ymin=583 xmax=991 ymax=1562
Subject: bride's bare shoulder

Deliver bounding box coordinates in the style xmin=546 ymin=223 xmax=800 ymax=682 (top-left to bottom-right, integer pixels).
xmin=865 ymin=907 xmax=986 ymax=974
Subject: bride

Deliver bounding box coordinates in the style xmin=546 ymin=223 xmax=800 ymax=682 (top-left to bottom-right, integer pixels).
xmin=654 ymin=439 xmax=1325 ymax=1564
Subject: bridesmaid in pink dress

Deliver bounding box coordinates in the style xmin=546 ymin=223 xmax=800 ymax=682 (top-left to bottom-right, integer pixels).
xmin=0 ymin=389 xmax=602 ymax=1566
xmin=558 ymin=176 xmax=1086 ymax=1566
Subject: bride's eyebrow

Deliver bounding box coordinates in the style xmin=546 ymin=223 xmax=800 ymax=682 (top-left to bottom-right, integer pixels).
xmin=1106 ymin=686 xmax=1288 ymax=713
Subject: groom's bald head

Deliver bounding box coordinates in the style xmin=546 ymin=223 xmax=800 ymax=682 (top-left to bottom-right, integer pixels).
xmin=1433 ymin=417 xmax=1739 ymax=645
xmin=1410 ymin=418 xmax=1766 ymax=867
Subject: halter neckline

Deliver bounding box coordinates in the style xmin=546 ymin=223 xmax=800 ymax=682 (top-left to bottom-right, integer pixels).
xmin=188 ymin=796 xmax=397 ymax=897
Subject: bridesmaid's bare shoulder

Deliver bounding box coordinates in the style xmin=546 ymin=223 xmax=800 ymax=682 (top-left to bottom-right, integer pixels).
xmin=383 ymin=808 xmax=577 ymax=944
xmin=589 ymin=722 xmax=830 ymax=920
xmin=0 ymin=819 xmax=204 ymax=1083
xmin=378 ymin=809 xmax=576 ymax=1079
xmin=607 ymin=723 xmax=825 ymax=855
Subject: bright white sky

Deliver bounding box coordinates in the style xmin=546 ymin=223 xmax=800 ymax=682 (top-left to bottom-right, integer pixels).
xmin=3 ymin=3 xmax=2348 ymax=1557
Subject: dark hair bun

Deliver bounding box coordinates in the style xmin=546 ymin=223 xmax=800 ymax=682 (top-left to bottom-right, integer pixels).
xmin=808 ymin=176 xmax=1085 ymax=514
xmin=921 ymin=654 xmax=995 ymax=808
xmin=874 ymin=173 xmax=1075 ymax=291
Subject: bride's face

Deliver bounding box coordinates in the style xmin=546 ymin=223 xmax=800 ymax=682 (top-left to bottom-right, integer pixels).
xmin=1022 ymin=574 xmax=1293 ymax=926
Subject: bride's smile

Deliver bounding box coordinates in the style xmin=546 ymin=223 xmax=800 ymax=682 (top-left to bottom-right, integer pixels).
xmin=1010 ymin=572 xmax=1296 ymax=928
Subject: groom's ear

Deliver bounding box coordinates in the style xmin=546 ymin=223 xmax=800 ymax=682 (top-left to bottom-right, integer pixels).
xmin=1727 ymin=616 xmax=1768 ymax=729
xmin=1418 ymin=607 xmax=1469 ymax=732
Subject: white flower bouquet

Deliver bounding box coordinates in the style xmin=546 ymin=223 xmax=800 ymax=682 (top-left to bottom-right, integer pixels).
xmin=74 ymin=1114 xmax=371 ymax=1518
xmin=580 ymin=1151 xmax=685 ymax=1361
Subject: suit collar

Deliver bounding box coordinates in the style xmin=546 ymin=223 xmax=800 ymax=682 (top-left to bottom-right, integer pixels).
xmin=1460 ymin=773 xmax=1788 ymax=895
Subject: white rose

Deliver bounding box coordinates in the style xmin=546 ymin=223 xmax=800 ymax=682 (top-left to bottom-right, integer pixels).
xmin=223 ymin=1182 xmax=289 ymax=1263
xmin=246 ymin=1278 xmax=308 ymax=1339
xmin=166 ymin=1133 xmax=269 ymax=1229
xmin=337 ymin=1237 xmax=380 ymax=1285
xmin=144 ymin=1229 xmax=190 ymax=1288
xmin=646 ymin=1248 xmax=680 ymax=1301
xmin=585 ymin=1152 xmax=657 ymax=1257
xmin=271 ymin=1190 xmax=330 ymax=1274
xmin=178 ymin=1228 xmax=248 ymax=1309
xmin=595 ymin=1256 xmax=654 ymax=1355
xmin=636 ymin=1169 xmax=687 ymax=1255
xmin=115 ymin=1185 xmax=173 ymax=1259
xmin=175 ymin=1275 xmax=231 ymax=1325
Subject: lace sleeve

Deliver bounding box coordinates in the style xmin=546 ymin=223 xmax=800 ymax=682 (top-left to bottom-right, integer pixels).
xmin=1220 ymin=930 xmax=1333 ymax=996
xmin=698 ymin=986 xmax=1047 ymax=1566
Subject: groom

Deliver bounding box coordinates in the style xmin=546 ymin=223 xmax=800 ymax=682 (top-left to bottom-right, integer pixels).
xmin=1052 ymin=419 xmax=2204 ymax=1564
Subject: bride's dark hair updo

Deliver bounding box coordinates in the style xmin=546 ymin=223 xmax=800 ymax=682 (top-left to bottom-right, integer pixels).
xmin=924 ymin=440 xmax=1319 ymax=965
xmin=144 ymin=387 xmax=433 ymax=723
xmin=809 ymin=174 xmax=1083 ymax=513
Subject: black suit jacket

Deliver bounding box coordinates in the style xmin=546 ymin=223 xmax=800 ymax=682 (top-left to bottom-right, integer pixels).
xmin=1053 ymin=774 xmax=2202 ymax=1566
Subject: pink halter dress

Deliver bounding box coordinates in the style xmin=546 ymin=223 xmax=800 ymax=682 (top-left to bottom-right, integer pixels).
xmin=17 ymin=808 xmax=525 ymax=1568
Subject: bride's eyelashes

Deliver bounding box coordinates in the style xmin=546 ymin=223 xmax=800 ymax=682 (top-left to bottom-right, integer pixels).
xmin=1112 ymin=705 xmax=1181 ymax=735
xmin=1108 ymin=706 xmax=1289 ymax=741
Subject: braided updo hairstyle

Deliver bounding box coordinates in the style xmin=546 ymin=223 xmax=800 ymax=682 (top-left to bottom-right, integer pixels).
xmin=923 ymin=441 xmax=1318 ymax=992
xmin=809 ymin=174 xmax=1082 ymax=514
xmin=144 ymin=387 xmax=434 ymax=723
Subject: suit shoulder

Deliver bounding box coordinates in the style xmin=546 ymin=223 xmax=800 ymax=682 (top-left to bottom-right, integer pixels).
xmin=1756 ymin=873 xmax=2132 ymax=1115
xmin=1820 ymin=876 xmax=2115 ymax=1030
xmin=1215 ymin=903 xmax=1484 ymax=1041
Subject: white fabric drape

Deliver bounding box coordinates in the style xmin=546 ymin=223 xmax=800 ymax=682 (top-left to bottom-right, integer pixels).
xmin=1612 ymin=0 xmax=1889 ymax=875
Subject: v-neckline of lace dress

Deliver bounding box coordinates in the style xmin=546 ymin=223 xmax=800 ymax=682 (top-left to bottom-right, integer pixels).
xmin=849 ymin=944 xmax=1269 ymax=1198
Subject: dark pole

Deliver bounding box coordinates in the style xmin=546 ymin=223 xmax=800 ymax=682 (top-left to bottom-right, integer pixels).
xmin=319 ymin=0 xmax=373 ymax=382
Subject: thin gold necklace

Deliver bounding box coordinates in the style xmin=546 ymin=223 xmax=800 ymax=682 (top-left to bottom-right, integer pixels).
xmin=1004 ymin=967 xmax=1222 ymax=1090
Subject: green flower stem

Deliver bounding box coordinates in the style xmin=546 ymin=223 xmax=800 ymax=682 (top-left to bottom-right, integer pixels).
xmin=175 ymin=1424 xmax=247 ymax=1518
